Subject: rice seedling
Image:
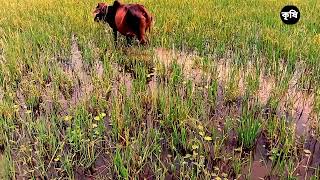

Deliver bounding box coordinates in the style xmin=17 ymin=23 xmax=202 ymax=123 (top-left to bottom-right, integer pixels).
xmin=237 ymin=108 xmax=262 ymax=151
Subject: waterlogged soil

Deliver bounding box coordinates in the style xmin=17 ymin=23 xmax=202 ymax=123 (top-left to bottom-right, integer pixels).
xmin=155 ymin=48 xmax=315 ymax=131
xmin=10 ymin=34 xmax=115 ymax=179
xmin=295 ymin=136 xmax=320 ymax=179
xmin=69 ymin=34 xmax=94 ymax=106
xmin=114 ymin=47 xmax=317 ymax=179
xmin=153 ymin=48 xmax=317 ymax=179
xmin=240 ymin=134 xmax=273 ymax=180
xmin=10 ymin=40 xmax=318 ymax=179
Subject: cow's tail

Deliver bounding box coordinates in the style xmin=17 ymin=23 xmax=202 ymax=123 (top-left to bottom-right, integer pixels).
xmin=139 ymin=5 xmax=152 ymax=33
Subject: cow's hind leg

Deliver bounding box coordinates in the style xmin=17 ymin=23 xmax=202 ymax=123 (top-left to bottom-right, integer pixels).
xmin=126 ymin=9 xmax=148 ymax=46
xmin=137 ymin=17 xmax=147 ymax=45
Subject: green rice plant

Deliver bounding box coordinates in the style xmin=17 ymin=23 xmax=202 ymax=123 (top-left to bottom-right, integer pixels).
xmin=172 ymin=124 xmax=187 ymax=154
xmin=111 ymin=95 xmax=123 ymax=141
xmin=208 ymin=74 xmax=219 ymax=108
xmin=231 ymin=152 xmax=244 ymax=179
xmin=132 ymin=60 xmax=149 ymax=92
xmin=267 ymin=116 xmax=297 ymax=175
xmin=2 ymin=149 xmax=14 ymax=179
xmin=61 ymin=153 xmax=74 ymax=179
xmin=245 ymin=63 xmax=261 ymax=96
xmin=114 ymin=147 xmax=129 ymax=179
xmin=285 ymin=158 xmax=298 ymax=180
xmin=169 ymin=60 xmax=183 ymax=88
xmin=211 ymin=134 xmax=226 ymax=162
xmin=237 ymin=107 xmax=261 ymax=150
xmin=310 ymin=167 xmax=320 ymax=180
xmin=224 ymin=66 xmax=241 ymax=103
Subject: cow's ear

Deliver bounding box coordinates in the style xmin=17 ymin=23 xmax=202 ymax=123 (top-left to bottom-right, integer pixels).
xmin=101 ymin=4 xmax=108 ymax=13
xmin=94 ymin=3 xmax=100 ymax=13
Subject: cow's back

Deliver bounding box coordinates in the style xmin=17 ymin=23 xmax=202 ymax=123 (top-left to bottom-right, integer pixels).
xmin=114 ymin=5 xmax=134 ymax=36
xmin=113 ymin=2 xmax=152 ymax=42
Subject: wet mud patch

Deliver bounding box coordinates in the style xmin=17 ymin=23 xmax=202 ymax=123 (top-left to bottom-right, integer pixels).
xmin=258 ymin=74 xmax=276 ymax=106
xmin=92 ymin=152 xmax=113 ymax=178
xmin=292 ymin=91 xmax=314 ymax=136
xmin=52 ymin=34 xmax=96 ymax=110
xmin=29 ymin=33 xmax=97 ymax=117
xmin=69 ymin=34 xmax=94 ymax=106
xmin=155 ymin=48 xmax=207 ymax=85
xmin=94 ymin=60 xmax=104 ymax=80
xmin=16 ymin=88 xmax=28 ymax=118
xmin=138 ymin=163 xmax=155 ymax=180
xmin=73 ymin=153 xmax=113 ymax=180
xmin=7 ymin=38 xmax=319 ymax=180
xmin=277 ymin=64 xmax=315 ymax=137
xmin=295 ymin=136 xmax=320 ymax=179
xmin=10 ymin=34 xmax=115 ymax=179
xmin=240 ymin=133 xmax=274 ymax=180
xmin=109 ymin=48 xmax=158 ymax=100
xmin=41 ymin=84 xmax=69 ymax=115
xmin=117 ymin=48 xmax=155 ymax=76
xmin=110 ymin=63 xmax=133 ymax=97
xmin=159 ymin=138 xmax=181 ymax=180
xmin=15 ymin=34 xmax=99 ymax=117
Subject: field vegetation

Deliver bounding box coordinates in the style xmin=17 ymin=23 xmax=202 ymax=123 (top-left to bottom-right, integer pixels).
xmin=0 ymin=0 xmax=320 ymax=179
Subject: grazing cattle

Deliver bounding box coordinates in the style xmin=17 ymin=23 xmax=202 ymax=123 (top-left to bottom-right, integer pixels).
xmin=93 ymin=0 xmax=153 ymax=46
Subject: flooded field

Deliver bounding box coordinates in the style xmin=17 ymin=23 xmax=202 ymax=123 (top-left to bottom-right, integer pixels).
xmin=0 ymin=0 xmax=320 ymax=179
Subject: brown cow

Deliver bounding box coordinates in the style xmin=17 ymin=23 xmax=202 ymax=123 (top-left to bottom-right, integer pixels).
xmin=93 ymin=0 xmax=153 ymax=46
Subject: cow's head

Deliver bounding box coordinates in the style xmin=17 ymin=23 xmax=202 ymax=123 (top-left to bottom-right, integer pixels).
xmin=93 ymin=3 xmax=108 ymax=22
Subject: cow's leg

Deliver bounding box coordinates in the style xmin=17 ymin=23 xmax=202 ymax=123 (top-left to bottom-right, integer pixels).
xmin=137 ymin=18 xmax=147 ymax=45
xmin=126 ymin=36 xmax=133 ymax=46
xmin=113 ymin=29 xmax=118 ymax=47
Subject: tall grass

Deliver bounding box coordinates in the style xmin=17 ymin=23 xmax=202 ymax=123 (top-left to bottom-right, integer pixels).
xmin=0 ymin=0 xmax=319 ymax=179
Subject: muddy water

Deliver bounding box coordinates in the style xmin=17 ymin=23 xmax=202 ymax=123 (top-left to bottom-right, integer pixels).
xmin=258 ymin=75 xmax=276 ymax=106
xmin=247 ymin=161 xmax=270 ymax=180
xmin=148 ymin=74 xmax=157 ymax=95
xmin=293 ymin=92 xmax=314 ymax=136
xmin=238 ymin=134 xmax=272 ymax=180
xmin=291 ymin=136 xmax=320 ymax=179
xmin=16 ymin=89 xmax=28 ymax=118
xmin=156 ymin=48 xmax=315 ymax=136
xmin=153 ymin=48 xmax=318 ymax=178
xmin=155 ymin=48 xmax=206 ymax=84
xmin=32 ymin=33 xmax=96 ymax=116
xmin=306 ymin=137 xmax=320 ymax=166
xmin=277 ymin=64 xmax=314 ymax=137
xmin=248 ymin=135 xmax=272 ymax=180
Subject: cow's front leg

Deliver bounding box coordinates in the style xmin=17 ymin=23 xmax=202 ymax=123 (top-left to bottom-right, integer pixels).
xmin=113 ymin=29 xmax=118 ymax=46
xmin=126 ymin=36 xmax=133 ymax=47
